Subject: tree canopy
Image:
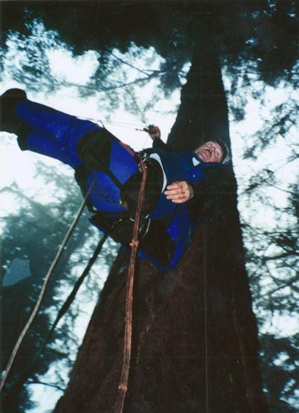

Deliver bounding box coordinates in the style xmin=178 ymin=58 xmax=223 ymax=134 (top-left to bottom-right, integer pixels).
xmin=1 ymin=1 xmax=298 ymax=412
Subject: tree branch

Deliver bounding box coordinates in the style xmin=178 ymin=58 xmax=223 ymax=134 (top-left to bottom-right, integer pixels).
xmin=263 ymin=275 xmax=299 ymax=297
xmin=28 ymin=380 xmax=65 ymax=392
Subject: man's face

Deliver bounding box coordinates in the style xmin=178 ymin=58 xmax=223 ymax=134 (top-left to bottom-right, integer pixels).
xmin=194 ymin=141 xmax=223 ymax=164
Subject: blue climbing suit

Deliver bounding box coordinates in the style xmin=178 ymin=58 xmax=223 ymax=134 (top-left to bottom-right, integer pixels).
xmin=13 ymin=97 xmax=221 ymax=271
xmin=15 ymin=98 xmax=139 ymax=216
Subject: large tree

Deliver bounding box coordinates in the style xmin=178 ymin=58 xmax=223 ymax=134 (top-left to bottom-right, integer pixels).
xmin=1 ymin=1 xmax=298 ymax=412
xmin=52 ymin=29 xmax=269 ymax=413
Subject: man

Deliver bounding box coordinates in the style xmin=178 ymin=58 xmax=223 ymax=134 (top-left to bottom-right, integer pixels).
xmin=145 ymin=125 xmax=226 ymax=203
xmin=1 ymin=89 xmax=231 ymax=270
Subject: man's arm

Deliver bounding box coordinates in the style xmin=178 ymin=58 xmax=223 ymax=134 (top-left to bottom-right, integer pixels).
xmin=146 ymin=125 xmax=193 ymax=203
xmin=146 ymin=125 xmax=175 ymax=151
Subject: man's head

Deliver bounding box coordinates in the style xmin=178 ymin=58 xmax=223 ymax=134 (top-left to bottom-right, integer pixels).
xmin=194 ymin=140 xmax=230 ymax=164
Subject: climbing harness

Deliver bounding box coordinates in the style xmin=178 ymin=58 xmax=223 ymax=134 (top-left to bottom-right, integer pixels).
xmin=0 ymin=180 xmax=96 ymax=393
xmin=113 ymin=155 xmax=148 ymax=413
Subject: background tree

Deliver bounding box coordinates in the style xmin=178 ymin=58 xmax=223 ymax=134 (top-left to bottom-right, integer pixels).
xmin=1 ymin=1 xmax=298 ymax=412
xmin=0 ymin=160 xmax=116 ymax=412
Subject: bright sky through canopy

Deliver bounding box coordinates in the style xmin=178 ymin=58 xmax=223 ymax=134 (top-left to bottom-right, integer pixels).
xmin=1 ymin=39 xmax=298 ymax=413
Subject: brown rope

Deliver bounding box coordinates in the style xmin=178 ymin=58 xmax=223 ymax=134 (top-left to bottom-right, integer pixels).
xmin=113 ymin=159 xmax=148 ymax=413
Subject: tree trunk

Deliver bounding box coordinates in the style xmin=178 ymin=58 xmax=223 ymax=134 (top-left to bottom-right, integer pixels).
xmin=54 ymin=37 xmax=269 ymax=413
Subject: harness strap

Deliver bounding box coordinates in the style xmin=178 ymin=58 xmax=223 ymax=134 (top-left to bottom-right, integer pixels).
xmin=118 ymin=140 xmax=142 ymax=164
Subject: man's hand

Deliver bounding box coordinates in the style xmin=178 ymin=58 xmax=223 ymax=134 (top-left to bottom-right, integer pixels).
xmin=145 ymin=125 xmax=161 ymax=140
xmin=164 ymin=181 xmax=194 ymax=203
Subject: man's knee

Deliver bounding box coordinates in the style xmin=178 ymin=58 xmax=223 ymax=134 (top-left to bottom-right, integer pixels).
xmin=76 ymin=129 xmax=116 ymax=172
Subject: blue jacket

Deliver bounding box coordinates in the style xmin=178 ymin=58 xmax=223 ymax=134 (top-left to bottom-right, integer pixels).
xmin=91 ymin=143 xmax=226 ymax=271
xmin=139 ymin=146 xmax=224 ymax=270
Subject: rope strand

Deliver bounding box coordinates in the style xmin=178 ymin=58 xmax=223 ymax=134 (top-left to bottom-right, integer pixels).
xmin=0 ymin=180 xmax=95 ymax=393
xmin=113 ymin=160 xmax=147 ymax=413
xmin=2 ymin=230 xmax=109 ymax=400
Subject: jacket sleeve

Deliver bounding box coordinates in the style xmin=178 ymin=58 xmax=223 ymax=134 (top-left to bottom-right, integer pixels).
xmin=142 ymin=138 xmax=173 ymax=157
xmin=152 ymin=138 xmax=174 ymax=151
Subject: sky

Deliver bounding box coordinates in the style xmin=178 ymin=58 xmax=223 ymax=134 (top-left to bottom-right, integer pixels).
xmin=1 ymin=39 xmax=298 ymax=412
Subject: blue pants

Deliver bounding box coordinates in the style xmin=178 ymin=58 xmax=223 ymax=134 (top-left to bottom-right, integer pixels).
xmin=15 ymin=99 xmax=140 ymax=216
xmin=12 ymin=98 xmax=199 ymax=271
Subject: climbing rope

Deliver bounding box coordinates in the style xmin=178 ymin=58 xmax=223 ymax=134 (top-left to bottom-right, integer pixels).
xmin=198 ymin=51 xmax=210 ymax=413
xmin=113 ymin=156 xmax=148 ymax=413
xmin=82 ymin=116 xmax=148 ymax=132
xmin=4 ymin=231 xmax=111 ymax=399
xmin=0 ymin=180 xmax=95 ymax=393
xmin=202 ymin=225 xmax=210 ymax=413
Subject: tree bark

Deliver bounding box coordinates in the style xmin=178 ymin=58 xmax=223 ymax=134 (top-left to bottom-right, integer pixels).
xmin=54 ymin=37 xmax=269 ymax=413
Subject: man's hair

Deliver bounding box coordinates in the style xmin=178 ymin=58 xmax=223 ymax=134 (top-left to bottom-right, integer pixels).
xmin=213 ymin=139 xmax=231 ymax=165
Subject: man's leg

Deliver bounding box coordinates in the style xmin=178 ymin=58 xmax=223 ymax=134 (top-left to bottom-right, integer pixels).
xmin=1 ymin=89 xmax=116 ymax=171
xmin=1 ymin=89 xmax=87 ymax=168
xmin=22 ymin=131 xmax=82 ymax=169
xmin=14 ymin=96 xmax=101 ymax=159
xmin=1 ymin=89 xmax=138 ymax=176
xmin=0 ymin=89 xmax=142 ymax=215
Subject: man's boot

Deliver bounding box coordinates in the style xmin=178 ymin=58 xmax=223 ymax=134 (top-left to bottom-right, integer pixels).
xmin=0 ymin=88 xmax=27 ymax=134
